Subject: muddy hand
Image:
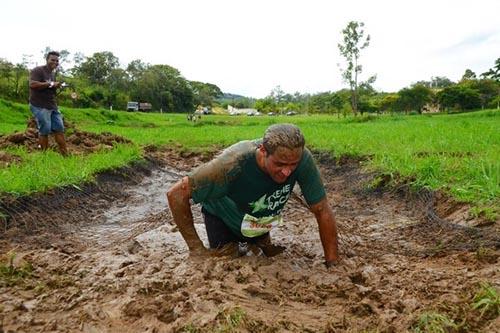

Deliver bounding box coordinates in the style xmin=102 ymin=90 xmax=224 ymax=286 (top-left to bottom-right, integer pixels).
xmin=189 ymin=245 xmax=212 ymax=258
xmin=324 ymin=259 xmax=338 ymax=268
xmin=213 ymin=243 xmax=241 ymax=258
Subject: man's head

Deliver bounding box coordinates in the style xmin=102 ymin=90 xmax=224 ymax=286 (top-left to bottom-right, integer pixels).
xmin=260 ymin=124 xmax=305 ymax=183
xmin=45 ymin=51 xmax=60 ymax=71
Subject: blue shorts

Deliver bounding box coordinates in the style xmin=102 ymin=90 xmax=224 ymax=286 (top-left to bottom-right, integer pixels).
xmin=30 ymin=104 xmax=65 ymax=136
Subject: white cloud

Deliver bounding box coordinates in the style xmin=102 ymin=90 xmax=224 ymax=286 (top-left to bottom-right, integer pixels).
xmin=2 ymin=0 xmax=499 ymax=97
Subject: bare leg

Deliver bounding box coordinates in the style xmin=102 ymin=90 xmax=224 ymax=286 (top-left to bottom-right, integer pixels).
xmin=39 ymin=135 xmax=49 ymax=150
xmin=54 ymin=132 xmax=68 ymax=156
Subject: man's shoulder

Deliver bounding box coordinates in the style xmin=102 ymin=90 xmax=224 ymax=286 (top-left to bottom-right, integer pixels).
xmin=189 ymin=140 xmax=256 ymax=182
xmin=31 ymin=65 xmax=45 ymax=73
xmin=30 ymin=65 xmax=48 ymax=78
xmin=300 ymin=147 xmax=315 ymax=163
xmin=222 ymin=140 xmax=258 ymax=159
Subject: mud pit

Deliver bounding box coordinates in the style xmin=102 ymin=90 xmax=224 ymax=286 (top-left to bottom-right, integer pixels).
xmin=0 ymin=149 xmax=498 ymax=332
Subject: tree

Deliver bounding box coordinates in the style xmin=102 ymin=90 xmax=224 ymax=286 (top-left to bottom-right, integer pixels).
xmin=467 ymin=79 xmax=499 ymax=109
xmin=461 ymin=69 xmax=477 ymax=81
xmin=378 ymin=94 xmax=399 ymax=114
xmin=75 ymin=51 xmax=120 ymax=85
xmin=481 ymin=58 xmax=500 ymax=81
xmin=190 ymin=81 xmax=222 ymax=107
xmin=480 ymin=58 xmax=500 ymax=108
xmin=397 ymin=85 xmax=433 ymax=114
xmin=134 ymin=64 xmax=193 ymax=113
xmin=269 ymin=85 xmax=286 ymax=113
xmin=254 ymin=97 xmax=276 ymax=114
xmin=126 ymin=59 xmax=149 ymax=81
xmin=437 ymin=85 xmax=481 ymax=111
xmin=430 ymin=76 xmax=454 ymax=88
xmin=338 ymin=21 xmax=371 ymax=116
xmin=309 ymin=92 xmax=343 ymax=114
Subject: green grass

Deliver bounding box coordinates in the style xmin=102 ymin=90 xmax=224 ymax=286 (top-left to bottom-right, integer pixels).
xmin=413 ymin=311 xmax=459 ymax=333
xmin=472 ymin=282 xmax=500 ymax=319
xmin=0 ymin=251 xmax=33 ymax=287
xmin=0 ymin=98 xmax=498 ymax=215
xmin=0 ymin=144 xmax=141 ymax=195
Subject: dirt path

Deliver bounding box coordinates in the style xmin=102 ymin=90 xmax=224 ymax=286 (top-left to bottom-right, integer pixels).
xmin=0 ymin=151 xmax=498 ymax=332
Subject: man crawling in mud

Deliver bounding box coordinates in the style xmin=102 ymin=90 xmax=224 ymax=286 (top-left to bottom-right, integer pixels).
xmin=167 ymin=123 xmax=339 ymax=267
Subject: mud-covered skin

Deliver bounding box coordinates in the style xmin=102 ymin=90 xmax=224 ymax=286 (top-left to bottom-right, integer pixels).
xmin=0 ymin=150 xmax=498 ymax=332
xmin=167 ymin=176 xmax=208 ymax=256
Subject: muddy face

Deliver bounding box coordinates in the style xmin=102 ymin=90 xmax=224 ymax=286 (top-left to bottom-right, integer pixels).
xmin=261 ymin=146 xmax=303 ymax=183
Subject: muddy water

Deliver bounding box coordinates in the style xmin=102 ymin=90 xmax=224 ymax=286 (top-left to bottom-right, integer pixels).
xmin=77 ymin=167 xmax=209 ymax=249
xmin=0 ymin=158 xmax=498 ymax=332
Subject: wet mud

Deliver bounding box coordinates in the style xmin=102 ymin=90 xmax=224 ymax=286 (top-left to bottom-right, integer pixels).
xmin=0 ymin=149 xmax=498 ymax=332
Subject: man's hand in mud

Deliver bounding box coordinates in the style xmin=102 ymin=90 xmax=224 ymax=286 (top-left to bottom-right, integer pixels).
xmin=189 ymin=245 xmax=212 ymax=258
xmin=324 ymin=259 xmax=339 ymax=268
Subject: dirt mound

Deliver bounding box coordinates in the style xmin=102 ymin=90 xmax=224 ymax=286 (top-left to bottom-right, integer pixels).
xmin=0 ymin=118 xmax=132 ymax=161
xmin=0 ymin=151 xmax=22 ymax=168
xmin=143 ymin=144 xmax=218 ymax=171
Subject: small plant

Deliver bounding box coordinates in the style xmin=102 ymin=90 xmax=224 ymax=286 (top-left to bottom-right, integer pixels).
xmin=475 ymin=246 xmax=497 ymax=263
xmin=469 ymin=206 xmax=497 ymax=223
xmin=367 ymin=173 xmax=392 ymax=190
xmin=0 ymin=251 xmax=33 ymax=287
xmin=179 ymin=323 xmax=200 ymax=333
xmin=471 ymin=282 xmax=500 ymax=319
xmin=413 ymin=311 xmax=458 ymax=333
xmin=215 ymin=306 xmax=246 ymax=332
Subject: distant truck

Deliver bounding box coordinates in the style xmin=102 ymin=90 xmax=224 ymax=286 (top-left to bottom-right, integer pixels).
xmin=127 ymin=101 xmax=152 ymax=112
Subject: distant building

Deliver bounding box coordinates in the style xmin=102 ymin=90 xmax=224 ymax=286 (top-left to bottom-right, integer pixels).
xmin=228 ymin=105 xmax=260 ymax=116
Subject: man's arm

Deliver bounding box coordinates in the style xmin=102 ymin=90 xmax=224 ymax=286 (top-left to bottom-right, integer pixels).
xmin=166 ymin=176 xmax=208 ymax=255
xmin=309 ymin=197 xmax=339 ymax=266
xmin=29 ymin=69 xmax=61 ymax=90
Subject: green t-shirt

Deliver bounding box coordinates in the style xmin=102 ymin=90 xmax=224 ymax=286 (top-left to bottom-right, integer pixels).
xmin=188 ymin=140 xmax=326 ymax=237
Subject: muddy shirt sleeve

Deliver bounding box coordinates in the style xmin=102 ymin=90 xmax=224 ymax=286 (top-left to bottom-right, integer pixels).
xmin=188 ymin=144 xmax=246 ymax=204
xmin=296 ymin=149 xmax=326 ymax=206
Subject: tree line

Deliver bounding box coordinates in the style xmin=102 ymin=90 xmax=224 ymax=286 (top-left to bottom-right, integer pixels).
xmin=0 ymin=50 xmax=222 ymax=113
xmin=0 ymin=37 xmax=498 ymax=115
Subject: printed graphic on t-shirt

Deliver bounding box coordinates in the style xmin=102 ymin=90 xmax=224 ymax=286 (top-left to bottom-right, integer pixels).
xmin=249 ymin=184 xmax=292 ymax=215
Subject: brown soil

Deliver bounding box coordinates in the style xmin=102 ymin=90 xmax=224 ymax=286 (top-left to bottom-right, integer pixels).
xmin=0 ymin=118 xmax=132 ymax=162
xmin=0 ymin=150 xmax=498 ymax=332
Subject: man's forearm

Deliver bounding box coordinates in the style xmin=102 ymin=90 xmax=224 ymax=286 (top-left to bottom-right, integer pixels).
xmin=167 ymin=177 xmax=205 ymax=251
xmin=30 ymin=80 xmax=51 ymax=89
xmin=311 ymin=199 xmax=339 ymax=263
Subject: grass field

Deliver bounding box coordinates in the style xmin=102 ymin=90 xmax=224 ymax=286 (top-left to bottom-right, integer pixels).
xmin=0 ymin=99 xmax=498 ymax=217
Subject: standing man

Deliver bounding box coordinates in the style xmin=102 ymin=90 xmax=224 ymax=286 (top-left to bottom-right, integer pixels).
xmin=29 ymin=51 xmax=68 ymax=155
xmin=167 ymin=124 xmax=339 ymax=267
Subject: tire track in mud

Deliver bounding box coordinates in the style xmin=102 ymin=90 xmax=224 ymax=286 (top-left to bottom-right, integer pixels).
xmin=0 ymin=154 xmax=498 ymax=332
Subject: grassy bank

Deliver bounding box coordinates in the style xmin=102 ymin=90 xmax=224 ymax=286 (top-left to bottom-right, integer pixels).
xmin=0 ymin=99 xmax=498 ymax=217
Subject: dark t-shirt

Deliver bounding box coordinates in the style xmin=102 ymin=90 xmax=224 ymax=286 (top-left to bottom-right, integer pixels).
xmin=189 ymin=140 xmax=326 ymax=237
xmin=29 ymin=65 xmax=57 ymax=109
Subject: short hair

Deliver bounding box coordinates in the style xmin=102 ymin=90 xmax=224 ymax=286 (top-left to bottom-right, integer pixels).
xmin=262 ymin=123 xmax=305 ymax=155
xmin=46 ymin=51 xmax=60 ymax=60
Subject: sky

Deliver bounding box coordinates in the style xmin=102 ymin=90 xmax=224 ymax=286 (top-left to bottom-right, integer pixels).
xmin=2 ymin=0 xmax=499 ymax=98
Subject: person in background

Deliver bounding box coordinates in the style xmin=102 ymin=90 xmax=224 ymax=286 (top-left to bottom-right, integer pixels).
xmin=167 ymin=123 xmax=339 ymax=267
xmin=29 ymin=51 xmax=68 ymax=156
